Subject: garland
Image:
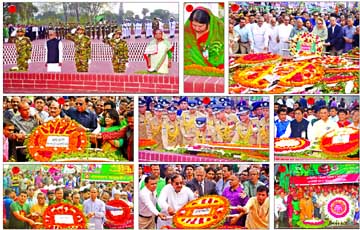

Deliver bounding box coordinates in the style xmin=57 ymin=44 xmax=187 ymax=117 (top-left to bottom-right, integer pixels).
xmin=105 ymin=200 xmax=131 ymax=225
xmin=184 ymin=64 xmax=224 ymax=77
xmin=43 ymin=203 xmax=86 ymax=229
xmin=297 ymin=219 xmax=330 ymax=229
xmin=290 ymin=32 xmax=323 ymax=56
xmin=139 ymin=139 xmax=158 ymax=150
xmin=232 ymin=64 xmax=275 ymax=89
xmin=26 ymin=118 xmax=88 ymax=162
xmin=173 ymin=195 xmax=230 ymax=229
xmin=234 ymin=53 xmax=282 ymax=67
xmin=274 ymin=138 xmax=311 ymax=154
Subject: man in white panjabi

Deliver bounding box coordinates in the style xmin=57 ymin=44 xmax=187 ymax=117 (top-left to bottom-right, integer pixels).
xmin=268 ymin=18 xmax=279 ymax=54
xmin=250 ymin=17 xmax=270 ymax=53
xmin=144 ymin=29 xmax=173 ymax=74
xmin=45 ymin=30 xmax=63 ymax=72
xmin=278 ymin=16 xmax=293 ymax=56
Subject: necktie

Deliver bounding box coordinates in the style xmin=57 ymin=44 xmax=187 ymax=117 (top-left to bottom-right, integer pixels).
xmin=332 ymin=26 xmax=335 ymax=34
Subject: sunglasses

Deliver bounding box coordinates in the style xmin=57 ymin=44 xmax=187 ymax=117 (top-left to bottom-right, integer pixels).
xmin=75 ymin=102 xmax=83 ymax=106
xmin=174 ymin=182 xmax=183 ymax=185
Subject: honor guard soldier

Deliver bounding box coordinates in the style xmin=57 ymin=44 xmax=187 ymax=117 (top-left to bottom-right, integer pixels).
xmin=101 ymin=23 xmax=106 ymax=39
xmin=14 ymin=28 xmax=32 ymax=71
xmin=65 ymin=25 xmax=91 ymax=72
xmin=96 ymin=23 xmax=101 ymax=40
xmin=162 ymin=106 xmax=182 ymax=149
xmin=103 ymin=29 xmax=129 ymax=73
xmin=145 ymin=19 xmax=152 ymax=38
xmin=148 ymin=104 xmax=165 ymax=150
xmin=169 ymin=17 xmax=176 ymax=38
xmin=91 ymin=24 xmax=96 ymax=39
xmin=231 ymin=106 xmax=260 ymax=145
xmin=105 ymin=23 xmax=111 ymax=37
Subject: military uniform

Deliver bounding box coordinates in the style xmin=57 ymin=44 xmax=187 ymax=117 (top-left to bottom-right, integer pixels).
xmin=91 ymin=24 xmax=95 ymax=39
xmin=65 ymin=26 xmax=91 ymax=72
xmin=103 ymin=29 xmax=128 ymax=73
xmin=15 ymin=28 xmax=32 ymax=71
xmin=101 ymin=24 xmax=106 ymax=39
xmin=148 ymin=104 xmax=165 ymax=150
xmin=85 ymin=24 xmax=91 ymax=37
xmin=232 ymin=116 xmax=260 ymax=145
xmin=214 ymin=119 xmax=233 ymax=143
xmin=179 ymin=105 xmax=201 ymax=146
xmin=96 ymin=24 xmax=101 ymax=39
xmin=194 ymin=117 xmax=219 ymax=144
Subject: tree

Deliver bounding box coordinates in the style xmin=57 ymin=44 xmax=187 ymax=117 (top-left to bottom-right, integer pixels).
xmin=124 ymin=10 xmax=135 ymax=21
xmin=118 ymin=3 xmax=124 ymax=24
xmin=141 ymin=8 xmax=149 ymax=19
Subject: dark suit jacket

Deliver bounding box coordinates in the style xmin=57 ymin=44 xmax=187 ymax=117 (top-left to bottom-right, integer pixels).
xmin=186 ymin=179 xmax=217 ymax=196
xmin=326 ymin=25 xmax=344 ymax=51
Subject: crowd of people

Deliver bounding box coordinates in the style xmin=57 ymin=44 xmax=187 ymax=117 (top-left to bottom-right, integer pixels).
xmin=139 ymin=96 xmax=270 ymax=151
xmin=274 ymin=96 xmax=359 ymax=141
xmin=139 ymin=164 xmax=269 ymax=229
xmin=229 ymin=3 xmax=359 ymax=55
xmin=3 ymin=165 xmax=134 ymax=229
xmin=3 ymin=96 xmax=134 ymax=162
xmin=3 ymin=17 xmax=177 ymax=42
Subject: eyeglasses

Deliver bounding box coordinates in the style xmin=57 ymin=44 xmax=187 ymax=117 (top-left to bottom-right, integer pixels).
xmin=64 ymin=104 xmax=70 ymax=107
xmin=75 ymin=102 xmax=83 ymax=106
xmin=174 ymin=182 xmax=183 ymax=185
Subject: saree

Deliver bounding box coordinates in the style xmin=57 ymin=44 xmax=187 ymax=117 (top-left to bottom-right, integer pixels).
xmin=100 ymin=125 xmax=125 ymax=156
xmin=184 ymin=7 xmax=224 ymax=68
xmin=144 ymin=35 xmax=173 ymax=74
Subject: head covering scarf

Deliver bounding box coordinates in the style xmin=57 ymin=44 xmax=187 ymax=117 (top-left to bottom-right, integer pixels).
xmin=184 ymin=7 xmax=224 ymax=68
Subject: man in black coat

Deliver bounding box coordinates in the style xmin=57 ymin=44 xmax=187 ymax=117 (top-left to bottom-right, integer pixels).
xmin=186 ymin=166 xmax=217 ymax=197
xmin=325 ymin=16 xmax=344 ymax=55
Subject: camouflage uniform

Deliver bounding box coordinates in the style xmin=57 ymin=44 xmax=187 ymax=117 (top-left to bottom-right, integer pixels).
xmin=15 ymin=28 xmax=32 ymax=71
xmin=103 ymin=29 xmax=128 ymax=73
xmin=59 ymin=24 xmax=65 ymax=39
xmin=65 ymin=26 xmax=91 ymax=72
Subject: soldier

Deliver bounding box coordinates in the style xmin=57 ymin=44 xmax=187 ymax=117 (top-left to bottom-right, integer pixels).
xmin=59 ymin=24 xmax=65 ymax=40
xmin=145 ymin=19 xmax=152 ymax=38
xmin=139 ymin=99 xmax=152 ymax=139
xmin=14 ymin=28 xmax=32 ymax=71
xmin=121 ymin=21 xmax=127 ymax=39
xmin=135 ymin=19 xmax=142 ymax=39
xmin=91 ymin=23 xmax=95 ymax=39
xmin=258 ymin=101 xmax=270 ymax=145
xmin=101 ymin=23 xmax=106 ymax=39
xmin=103 ymin=29 xmax=128 ymax=73
xmin=162 ymin=106 xmax=182 ymax=149
xmin=180 ymin=100 xmax=202 ymax=146
xmin=231 ymin=106 xmax=260 ymax=145
xmin=194 ymin=117 xmax=220 ymax=144
xmin=64 ymin=24 xmax=70 ymax=37
xmin=105 ymin=23 xmax=111 ymax=38
xmin=169 ymin=16 xmax=176 ymax=38
xmin=148 ymin=104 xmax=165 ymax=150
xmin=96 ymin=23 xmax=101 ymax=40
xmin=55 ymin=24 xmax=60 ymax=39
xmin=85 ymin=23 xmax=91 ymax=37
xmin=65 ymin=25 xmax=91 ymax=72
xmin=111 ymin=21 xmax=117 ymax=33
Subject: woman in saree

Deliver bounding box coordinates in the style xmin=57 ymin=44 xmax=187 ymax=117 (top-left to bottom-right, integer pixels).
xmin=184 ymin=7 xmax=224 ymax=69
xmin=144 ymin=28 xmax=173 ymax=74
xmin=91 ymin=109 xmax=126 ymax=159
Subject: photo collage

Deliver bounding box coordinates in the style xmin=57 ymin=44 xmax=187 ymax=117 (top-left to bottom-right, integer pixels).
xmin=2 ymin=1 xmax=359 ymax=230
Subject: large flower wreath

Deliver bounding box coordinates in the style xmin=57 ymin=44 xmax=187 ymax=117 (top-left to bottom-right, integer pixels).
xmin=323 ymin=195 xmax=354 ymax=224
xmin=43 ymin=203 xmax=86 ymax=229
xmin=290 ymin=32 xmax=323 ymax=56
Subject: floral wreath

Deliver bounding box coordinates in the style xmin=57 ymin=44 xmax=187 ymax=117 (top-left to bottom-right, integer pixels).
xmin=26 ymin=118 xmax=88 ymax=161
xmin=290 ymin=32 xmax=323 ymax=56
xmin=319 ymin=127 xmax=359 ymax=157
xmin=173 ymin=195 xmax=230 ymax=229
xmin=323 ymin=195 xmax=354 ymax=224
xmin=43 ymin=203 xmax=86 ymax=229
xmin=274 ymin=138 xmax=311 ymax=154
xmin=105 ymin=199 xmax=131 ymax=225
xmin=235 ymin=53 xmax=282 ymax=67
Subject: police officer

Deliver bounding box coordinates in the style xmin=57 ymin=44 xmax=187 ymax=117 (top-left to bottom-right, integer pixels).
xmin=180 ymin=100 xmax=201 ymax=146
xmin=214 ymin=106 xmax=233 ymax=143
xmin=231 ymin=106 xmax=260 ymax=145
xmin=162 ymin=106 xmax=182 ymax=149
xmin=14 ymin=28 xmax=32 ymax=71
xmin=103 ymin=29 xmax=128 ymax=73
xmin=258 ymin=101 xmax=270 ymax=145
xmin=148 ymin=104 xmax=165 ymax=150
xmin=194 ymin=117 xmax=219 ymax=144
xmin=65 ymin=25 xmax=91 ymax=72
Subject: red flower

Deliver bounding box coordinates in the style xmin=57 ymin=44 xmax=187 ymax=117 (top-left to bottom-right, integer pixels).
xmin=230 ymin=4 xmax=240 ymax=12
xmin=8 ymin=5 xmax=16 ymax=14
xmin=203 ymin=97 xmax=211 ymax=105
xmin=307 ymin=97 xmax=315 ymax=105
xmin=278 ymin=165 xmax=286 ymax=173
xmin=12 ymin=166 xmax=20 ymax=174
xmin=57 ymin=97 xmax=65 ymax=105
xmin=185 ymin=4 xmax=194 ymax=12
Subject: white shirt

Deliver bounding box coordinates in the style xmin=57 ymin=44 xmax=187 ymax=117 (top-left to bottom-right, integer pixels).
xmin=139 ymin=186 xmax=159 ymax=216
xmin=311 ymin=118 xmax=339 ymax=141
xmin=278 ymin=24 xmax=293 ymax=42
xmin=274 ymin=196 xmax=287 ymax=218
xmin=251 ymin=24 xmax=270 ymax=52
xmin=158 ymin=184 xmax=195 ymax=212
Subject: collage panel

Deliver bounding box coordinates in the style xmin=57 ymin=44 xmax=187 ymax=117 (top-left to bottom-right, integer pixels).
xmin=139 ymin=96 xmax=270 ymax=162
xmin=3 ymin=163 xmax=134 ymax=229
xmin=274 ymin=95 xmax=359 ymax=161
xmin=274 ymin=163 xmax=359 ymax=229
xmin=228 ymin=1 xmax=359 ymax=94
xmin=139 ymin=164 xmax=269 ymax=229
xmin=3 ymin=96 xmax=134 ymax=162
xmin=3 ymin=2 xmax=179 ymax=93
xmin=183 ymin=2 xmax=225 ymax=93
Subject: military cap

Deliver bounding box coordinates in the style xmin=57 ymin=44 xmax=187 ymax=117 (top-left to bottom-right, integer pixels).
xmin=139 ymin=99 xmax=146 ymax=107
xmin=195 ymin=117 xmax=207 ymax=128
xmin=167 ymin=106 xmax=177 ymax=113
xmin=252 ymin=101 xmax=262 ymax=111
xmin=17 ymin=28 xmax=26 ymax=33
xmin=114 ymin=29 xmax=122 ymax=35
xmin=237 ymin=106 xmax=250 ymax=115
xmin=154 ymin=104 xmax=164 ymax=111
xmin=261 ymin=101 xmax=270 ymax=108
xmin=77 ymin=25 xmax=85 ymax=31
xmin=188 ymin=100 xmax=197 ymax=109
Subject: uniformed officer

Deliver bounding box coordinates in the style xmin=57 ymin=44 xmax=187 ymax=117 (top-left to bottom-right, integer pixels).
xmin=214 ymin=105 xmax=234 ymax=143
xmin=162 ymin=106 xmax=182 ymax=149
xmin=231 ymin=106 xmax=260 ymax=145
xmin=103 ymin=29 xmax=128 ymax=73
xmin=152 ymin=17 xmax=160 ymax=30
xmin=194 ymin=117 xmax=219 ymax=144
xmin=85 ymin=23 xmax=91 ymax=37
xmin=105 ymin=23 xmax=111 ymax=37
xmin=134 ymin=19 xmax=142 ymax=39
xmin=258 ymin=101 xmax=270 ymax=145
xmin=148 ymin=104 xmax=165 ymax=150
xmin=96 ymin=23 xmax=101 ymax=40
xmin=139 ymin=99 xmax=152 ymax=139
xmin=59 ymin=24 xmax=65 ymax=39
xmin=169 ymin=16 xmax=176 ymax=38
xmin=14 ymin=28 xmax=32 ymax=71
xmin=101 ymin=23 xmax=106 ymax=39
xmin=145 ymin=19 xmax=152 ymax=38
xmin=180 ymin=100 xmax=200 ymax=146
xmin=65 ymin=25 xmax=91 ymax=72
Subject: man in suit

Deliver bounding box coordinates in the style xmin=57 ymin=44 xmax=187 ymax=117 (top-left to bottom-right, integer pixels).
xmin=325 ymin=16 xmax=344 ymax=56
xmin=186 ymin=166 xmax=217 ymax=197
